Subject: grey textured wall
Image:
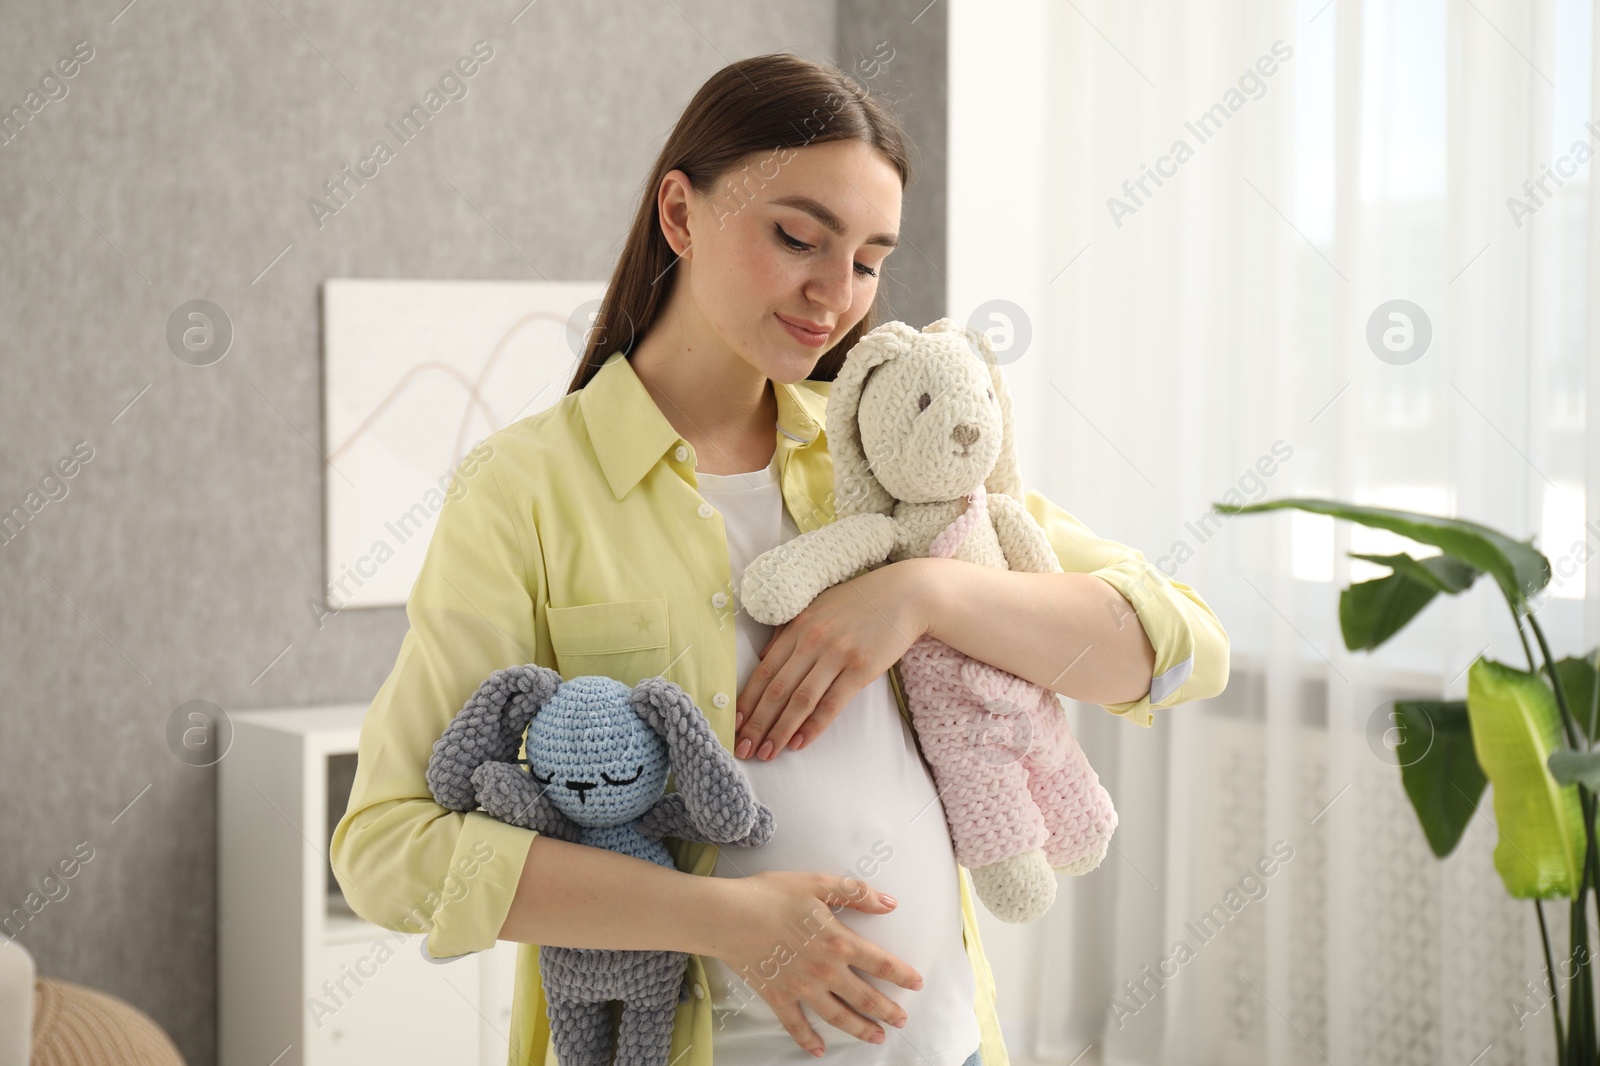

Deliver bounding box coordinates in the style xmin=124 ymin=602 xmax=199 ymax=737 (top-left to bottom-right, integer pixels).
xmin=836 ymin=0 xmax=948 ymax=326
xmin=0 ymin=2 xmax=947 ymax=1064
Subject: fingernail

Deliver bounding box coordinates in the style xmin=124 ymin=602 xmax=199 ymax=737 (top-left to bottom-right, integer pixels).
xmin=789 ymin=733 xmax=803 ymax=749
xmin=758 ymin=740 xmax=774 ymax=760
xmin=735 ymin=711 xmax=745 ymax=728
xmin=735 ymin=738 xmax=752 ymax=758
xmin=894 ymin=1017 xmax=906 ymax=1028
xmin=871 ymin=1030 xmax=885 ymax=1044
xmin=912 ymin=978 xmax=924 ymax=990
xmin=881 ymin=894 xmax=897 ymax=907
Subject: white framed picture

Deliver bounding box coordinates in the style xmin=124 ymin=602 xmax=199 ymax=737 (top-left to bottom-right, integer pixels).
xmin=321 ymin=278 xmax=607 ymax=609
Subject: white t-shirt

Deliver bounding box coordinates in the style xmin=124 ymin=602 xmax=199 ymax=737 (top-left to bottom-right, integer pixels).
xmin=692 ymin=452 xmax=981 ymax=1066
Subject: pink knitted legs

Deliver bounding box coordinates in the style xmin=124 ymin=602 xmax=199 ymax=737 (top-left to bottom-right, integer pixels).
xmin=1017 ymin=688 xmax=1118 ymax=873
xmin=953 ymin=649 xmax=1117 ymax=871
xmin=901 ymin=636 xmax=1119 ymax=882
xmin=899 ymin=635 xmax=1048 ymax=869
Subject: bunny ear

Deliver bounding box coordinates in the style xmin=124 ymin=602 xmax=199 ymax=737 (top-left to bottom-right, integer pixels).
xmin=829 ymin=321 xmax=920 ymax=518
xmin=629 ymin=676 xmax=758 ymax=842
xmin=925 ymin=318 xmax=1024 ymax=502
xmin=427 ymin=664 xmax=563 ymax=812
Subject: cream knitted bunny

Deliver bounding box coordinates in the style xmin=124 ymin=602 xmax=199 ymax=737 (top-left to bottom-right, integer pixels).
xmin=737 ymin=318 xmax=1118 ymax=923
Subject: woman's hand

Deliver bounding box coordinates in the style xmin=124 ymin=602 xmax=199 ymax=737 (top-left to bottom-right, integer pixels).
xmin=734 ymin=558 xmax=936 ymax=760
xmin=707 ymin=870 xmax=922 ymax=1054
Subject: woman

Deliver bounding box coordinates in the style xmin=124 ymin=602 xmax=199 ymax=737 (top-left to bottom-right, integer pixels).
xmin=331 ymin=52 xmax=1229 ymax=1066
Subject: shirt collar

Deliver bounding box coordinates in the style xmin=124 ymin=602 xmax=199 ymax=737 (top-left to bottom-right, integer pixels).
xmin=579 ymin=349 xmax=830 ymax=500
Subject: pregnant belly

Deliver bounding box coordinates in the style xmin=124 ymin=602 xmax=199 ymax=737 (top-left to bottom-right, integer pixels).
xmin=700 ymin=675 xmax=971 ymax=1024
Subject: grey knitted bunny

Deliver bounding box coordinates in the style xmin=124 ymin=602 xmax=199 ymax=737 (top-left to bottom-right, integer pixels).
xmin=426 ymin=665 xmax=774 ymax=1066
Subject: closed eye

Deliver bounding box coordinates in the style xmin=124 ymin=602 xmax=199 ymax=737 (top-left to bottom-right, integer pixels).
xmin=530 ymin=767 xmax=553 ymax=786
xmin=775 ymin=223 xmax=879 ymax=278
xmin=602 ymin=765 xmax=644 ymax=786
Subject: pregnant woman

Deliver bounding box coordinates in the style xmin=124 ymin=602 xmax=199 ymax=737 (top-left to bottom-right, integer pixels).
xmin=332 ymin=51 xmax=1228 ymax=1066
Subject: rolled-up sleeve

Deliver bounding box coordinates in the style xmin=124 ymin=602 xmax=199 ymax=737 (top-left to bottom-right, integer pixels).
xmin=1024 ymin=489 xmax=1230 ymax=727
xmin=329 ymin=444 xmax=543 ymax=960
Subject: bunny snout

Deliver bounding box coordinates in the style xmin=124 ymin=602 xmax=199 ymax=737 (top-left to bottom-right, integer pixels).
xmin=952 ymin=421 xmax=981 ymax=447
xmin=565 ymin=779 xmax=598 ymax=803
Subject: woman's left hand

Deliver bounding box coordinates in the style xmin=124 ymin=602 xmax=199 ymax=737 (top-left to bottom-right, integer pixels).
xmin=733 ymin=558 xmax=936 ymax=760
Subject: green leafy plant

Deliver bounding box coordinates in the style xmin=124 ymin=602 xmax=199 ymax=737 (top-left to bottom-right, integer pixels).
xmin=1216 ymin=497 xmax=1600 ymax=1063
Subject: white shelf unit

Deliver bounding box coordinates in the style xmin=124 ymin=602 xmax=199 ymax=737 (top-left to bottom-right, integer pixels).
xmin=219 ymin=704 xmax=522 ymax=1066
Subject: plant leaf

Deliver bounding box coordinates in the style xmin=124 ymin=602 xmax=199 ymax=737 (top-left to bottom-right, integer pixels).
xmin=1338 ymin=553 xmax=1481 ymax=651
xmin=1391 ymin=698 xmax=1485 ymax=857
xmin=1340 ymin=574 xmax=1442 ymax=652
xmin=1348 ymin=551 xmax=1479 ymax=594
xmin=1550 ymin=651 xmax=1600 ymax=745
xmin=1548 ymin=749 xmax=1600 ymax=792
xmin=1212 ymin=497 xmax=1549 ymax=608
xmin=1466 ymin=657 xmax=1586 ymax=899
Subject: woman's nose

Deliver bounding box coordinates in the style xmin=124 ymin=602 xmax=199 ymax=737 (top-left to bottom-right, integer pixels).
xmin=806 ymin=257 xmax=854 ymax=314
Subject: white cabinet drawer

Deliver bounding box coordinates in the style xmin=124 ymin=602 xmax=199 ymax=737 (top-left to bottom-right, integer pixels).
xmin=479 ymin=942 xmax=522 ymax=1066
xmin=305 ymin=934 xmax=483 ymax=1065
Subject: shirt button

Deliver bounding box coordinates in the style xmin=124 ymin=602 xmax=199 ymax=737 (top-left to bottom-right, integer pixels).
xmin=674 ymin=445 xmax=689 ymax=462
xmin=693 ymin=982 xmax=705 ymax=999
xmin=711 ymin=592 xmax=728 ymax=609
xmin=698 ymin=502 xmax=715 ymax=518
xmin=712 ymin=692 xmax=729 ymax=708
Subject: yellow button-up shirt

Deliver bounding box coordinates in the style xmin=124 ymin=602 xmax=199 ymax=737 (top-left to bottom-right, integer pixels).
xmin=330 ymin=348 xmax=1229 ymax=1066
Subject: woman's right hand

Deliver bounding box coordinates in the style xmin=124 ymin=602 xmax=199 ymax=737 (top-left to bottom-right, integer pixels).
xmin=705 ymin=870 xmax=923 ymax=1056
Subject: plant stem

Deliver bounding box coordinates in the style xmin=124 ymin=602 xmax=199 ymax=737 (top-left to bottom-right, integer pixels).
xmin=1525 ymin=612 xmax=1600 ymax=923
xmin=1574 ymin=888 xmax=1596 ymax=1062
xmin=1539 ymin=898 xmax=1568 ymax=1062
xmin=1508 ymin=595 xmax=1538 ymax=677
xmin=1527 ymin=610 xmax=1600 ymax=1060
xmin=1529 ymin=613 xmax=1581 ymax=750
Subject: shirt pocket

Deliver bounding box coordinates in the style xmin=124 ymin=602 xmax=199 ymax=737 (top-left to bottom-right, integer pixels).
xmin=544 ymin=597 xmax=671 ymax=685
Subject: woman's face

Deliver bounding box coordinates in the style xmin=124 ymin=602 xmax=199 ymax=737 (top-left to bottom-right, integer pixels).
xmin=670 ymin=138 xmax=903 ymax=383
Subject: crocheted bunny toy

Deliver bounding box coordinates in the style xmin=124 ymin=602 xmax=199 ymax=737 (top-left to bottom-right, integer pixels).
xmin=426 ymin=666 xmax=774 ymax=1066
xmin=737 ymin=318 xmax=1117 ymax=923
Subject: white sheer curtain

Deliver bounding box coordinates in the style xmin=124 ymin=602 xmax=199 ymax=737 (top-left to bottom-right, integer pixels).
xmin=949 ymin=0 xmax=1600 ymax=1063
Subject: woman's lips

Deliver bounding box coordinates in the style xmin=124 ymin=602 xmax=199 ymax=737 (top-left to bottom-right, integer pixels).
xmin=776 ymin=313 xmax=831 ymax=348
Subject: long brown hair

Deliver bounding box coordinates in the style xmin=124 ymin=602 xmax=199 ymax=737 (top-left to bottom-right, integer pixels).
xmin=565 ymin=52 xmax=913 ymax=395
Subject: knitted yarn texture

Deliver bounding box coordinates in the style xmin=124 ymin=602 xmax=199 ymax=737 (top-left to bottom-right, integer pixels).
xmin=427 ymin=666 xmax=775 ymax=1065
xmin=900 ymin=479 xmax=1118 ymax=921
xmin=736 ymin=317 xmax=1118 ymax=923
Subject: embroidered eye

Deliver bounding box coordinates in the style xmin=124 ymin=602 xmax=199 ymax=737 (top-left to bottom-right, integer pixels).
xmin=987 ymin=388 xmax=994 ymax=400
xmin=530 ymin=767 xmax=553 ymax=786
xmin=602 ymin=765 xmax=644 ymax=786
xmin=917 ymin=393 xmax=931 ymax=412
